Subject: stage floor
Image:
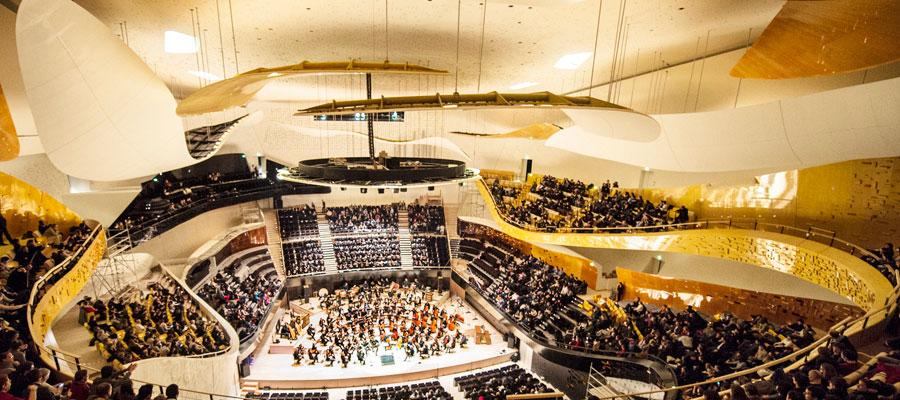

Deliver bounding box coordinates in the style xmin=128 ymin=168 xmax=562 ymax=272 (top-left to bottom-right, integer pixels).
xmin=244 ymin=294 xmax=513 ymax=389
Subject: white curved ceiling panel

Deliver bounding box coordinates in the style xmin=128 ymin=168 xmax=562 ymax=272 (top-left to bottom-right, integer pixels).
xmin=562 ymin=108 xmax=660 ymax=142
xmin=15 ymin=0 xmax=199 ymax=181
xmin=547 ymin=77 xmax=900 ymax=172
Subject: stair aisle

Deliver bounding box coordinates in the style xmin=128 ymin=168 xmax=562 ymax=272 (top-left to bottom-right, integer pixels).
xmin=317 ymin=213 xmax=338 ymax=273
xmin=262 ymin=209 xmax=285 ymax=278
xmin=398 ymin=213 xmax=413 ymax=267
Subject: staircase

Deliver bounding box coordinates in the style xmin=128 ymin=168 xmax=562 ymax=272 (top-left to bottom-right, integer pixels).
xmin=398 ymin=213 xmax=413 ymax=267
xmin=316 ymin=213 xmax=338 ymax=272
xmin=449 ymin=238 xmax=461 ymax=260
xmin=262 ymin=209 xmax=285 ymax=278
xmin=443 ymin=203 xmax=460 ymax=239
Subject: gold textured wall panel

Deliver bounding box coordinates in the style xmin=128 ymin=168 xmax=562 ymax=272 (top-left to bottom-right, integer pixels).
xmin=476 ymin=179 xmax=893 ymax=311
xmin=30 ymin=230 xmax=106 ymax=342
xmin=616 ymin=268 xmax=864 ymax=330
xmin=0 ymin=84 xmax=20 ymax=161
xmin=0 ymin=171 xmax=82 ymax=237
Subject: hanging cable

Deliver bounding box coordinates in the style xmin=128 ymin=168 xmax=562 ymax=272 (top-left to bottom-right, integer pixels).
xmin=587 ymin=0 xmax=603 ymax=97
xmin=476 ymin=0 xmax=488 ymax=93
xmin=385 ymin=0 xmax=389 ymax=61
xmin=455 ymin=0 xmax=462 ymax=93
xmin=215 ymin=0 xmax=227 ymax=78
xmin=227 ymin=0 xmax=238 ymax=74
xmin=607 ymin=0 xmax=626 ymax=102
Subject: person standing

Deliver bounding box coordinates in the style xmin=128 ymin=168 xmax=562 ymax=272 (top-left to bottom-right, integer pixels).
xmin=0 ymin=200 xmax=15 ymax=246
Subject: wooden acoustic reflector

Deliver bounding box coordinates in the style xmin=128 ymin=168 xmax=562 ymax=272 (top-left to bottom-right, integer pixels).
xmin=0 ymin=84 xmax=20 ymax=161
xmin=731 ymin=0 xmax=900 ymax=79
xmin=176 ymin=60 xmax=449 ymax=116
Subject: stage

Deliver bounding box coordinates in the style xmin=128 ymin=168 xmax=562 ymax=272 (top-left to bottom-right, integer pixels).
xmin=243 ymin=293 xmax=513 ymax=389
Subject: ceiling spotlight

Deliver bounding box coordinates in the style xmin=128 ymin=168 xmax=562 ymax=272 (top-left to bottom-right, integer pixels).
xmin=554 ymin=52 xmax=592 ymax=70
xmin=267 ymin=72 xmax=283 ymax=77
xmin=164 ymin=31 xmax=198 ymax=53
xmin=442 ymin=104 xmax=458 ymax=108
xmin=509 ymin=81 xmax=539 ymax=90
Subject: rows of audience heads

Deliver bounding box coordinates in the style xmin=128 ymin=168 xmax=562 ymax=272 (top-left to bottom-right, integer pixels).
xmin=81 ymin=279 xmax=229 ymax=364
xmin=490 ymin=176 xmax=688 ymax=232
xmin=333 ymin=236 xmax=401 ymax=271
xmin=197 ymin=263 xmax=282 ymax=340
xmin=325 ymin=204 xmax=398 ymax=234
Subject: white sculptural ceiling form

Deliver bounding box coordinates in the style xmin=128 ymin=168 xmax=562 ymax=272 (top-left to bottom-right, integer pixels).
xmin=15 ymin=0 xmax=214 ymax=181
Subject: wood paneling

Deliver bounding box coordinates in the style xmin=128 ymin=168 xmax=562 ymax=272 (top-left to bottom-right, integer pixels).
xmin=0 ymin=84 xmax=19 ymax=161
xmin=732 ymin=1 xmax=900 ymax=79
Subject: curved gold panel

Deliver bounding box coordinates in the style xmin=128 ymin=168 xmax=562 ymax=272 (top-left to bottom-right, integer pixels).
xmin=30 ymin=229 xmax=106 ymax=343
xmin=0 ymin=171 xmax=82 ymax=237
xmin=731 ymin=0 xmax=900 ymax=79
xmin=0 ymin=84 xmax=20 ymax=161
xmin=176 ymin=60 xmax=449 ymax=116
xmin=475 ymin=179 xmax=893 ymax=310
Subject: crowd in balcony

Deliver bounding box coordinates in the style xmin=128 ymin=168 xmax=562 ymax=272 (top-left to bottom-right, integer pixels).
xmin=196 ymin=263 xmax=282 ymax=340
xmin=1 ymin=219 xmax=93 ymax=305
xmin=282 ymin=241 xmax=325 ymax=276
xmin=333 ymin=236 xmax=401 ymax=271
xmin=489 ymin=176 xmax=689 ymax=232
xmin=346 ymin=381 xmax=449 ymax=400
xmin=277 ymin=204 xmax=319 ymax=240
xmin=81 ymin=278 xmax=229 ymax=365
xmin=862 ymin=242 xmax=900 ymax=285
xmin=455 ymin=365 xmax=554 ymax=400
xmin=325 ymin=205 xmax=399 ymax=234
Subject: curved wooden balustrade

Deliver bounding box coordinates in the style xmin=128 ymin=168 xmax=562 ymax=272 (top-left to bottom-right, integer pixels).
xmin=476 ymin=179 xmax=893 ymax=312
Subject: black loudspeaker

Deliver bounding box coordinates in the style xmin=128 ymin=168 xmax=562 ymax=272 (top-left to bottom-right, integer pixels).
xmin=273 ymin=196 xmax=283 ymax=209
xmin=400 ymin=188 xmax=407 ymax=192
xmin=510 ymin=352 xmax=520 ymax=362
xmin=360 ymin=188 xmax=368 ymax=194
xmin=303 ymin=285 xmax=311 ymax=302
xmin=502 ymin=332 xmax=509 ymax=342
xmin=427 ymin=186 xmax=434 ymax=191
xmin=378 ymin=188 xmax=385 ymax=194
xmin=507 ymin=334 xmax=519 ymax=349
xmin=525 ymin=159 xmax=533 ymax=175
xmin=239 ymin=358 xmax=251 ymax=377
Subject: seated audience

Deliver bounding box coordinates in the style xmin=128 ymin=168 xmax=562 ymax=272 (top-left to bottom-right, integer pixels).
xmin=411 ymin=236 xmax=450 ymax=267
xmin=332 ymin=236 xmax=400 ymax=271
xmin=455 ymin=365 xmax=553 ymax=400
xmin=282 ymin=241 xmax=325 ymax=276
xmin=197 ymin=264 xmax=282 ymax=340
xmin=277 ymin=204 xmax=319 ymax=240
xmin=326 ymin=205 xmax=398 ymax=234
xmin=407 ymin=203 xmax=446 ymax=234
xmin=83 ymin=278 xmax=229 ymax=365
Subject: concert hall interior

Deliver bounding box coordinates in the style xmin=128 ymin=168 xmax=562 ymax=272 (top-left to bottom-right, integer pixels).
xmin=2 ymin=1 xmax=900 ymax=400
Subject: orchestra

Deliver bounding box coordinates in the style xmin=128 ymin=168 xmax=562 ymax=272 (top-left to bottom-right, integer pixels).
xmin=291 ymin=280 xmax=467 ymax=367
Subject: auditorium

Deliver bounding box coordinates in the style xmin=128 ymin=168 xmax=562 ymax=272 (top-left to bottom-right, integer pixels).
xmin=1 ymin=1 xmax=900 ymax=400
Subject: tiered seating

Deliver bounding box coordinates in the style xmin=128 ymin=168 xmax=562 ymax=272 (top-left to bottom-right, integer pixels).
xmin=457 ymin=239 xmax=485 ymax=261
xmin=83 ymin=278 xmax=230 ymax=365
xmin=407 ymin=204 xmax=446 ymax=234
xmin=455 ymin=365 xmax=553 ymax=399
xmin=197 ymin=261 xmax=282 ymax=340
xmin=325 ymin=204 xmax=399 ymax=234
xmin=277 ymin=205 xmax=319 ymax=240
xmin=488 ymin=175 xmax=688 ymax=232
xmin=247 ymin=392 xmax=328 ymax=400
xmin=282 ymin=241 xmax=325 ymax=275
xmin=333 ymin=235 xmax=400 ymax=271
xmin=346 ymin=381 xmax=450 ymax=400
xmin=411 ymin=235 xmax=450 ymax=266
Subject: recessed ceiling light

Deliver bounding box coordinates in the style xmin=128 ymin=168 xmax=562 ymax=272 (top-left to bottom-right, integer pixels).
xmin=188 ymin=70 xmax=221 ymax=81
xmin=267 ymin=72 xmax=283 ymax=77
xmin=509 ymin=82 xmax=539 ymax=90
xmin=442 ymin=104 xmax=458 ymax=108
xmin=164 ymin=31 xmax=198 ymax=53
xmin=554 ymin=52 xmax=592 ymax=69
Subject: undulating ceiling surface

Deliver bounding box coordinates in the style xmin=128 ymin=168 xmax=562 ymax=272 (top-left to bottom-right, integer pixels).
xmin=546 ymin=76 xmax=900 ymax=172
xmin=731 ymin=0 xmax=900 ymax=79
xmin=0 ymin=84 xmax=20 ymax=161
xmin=15 ymin=0 xmax=213 ymax=181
